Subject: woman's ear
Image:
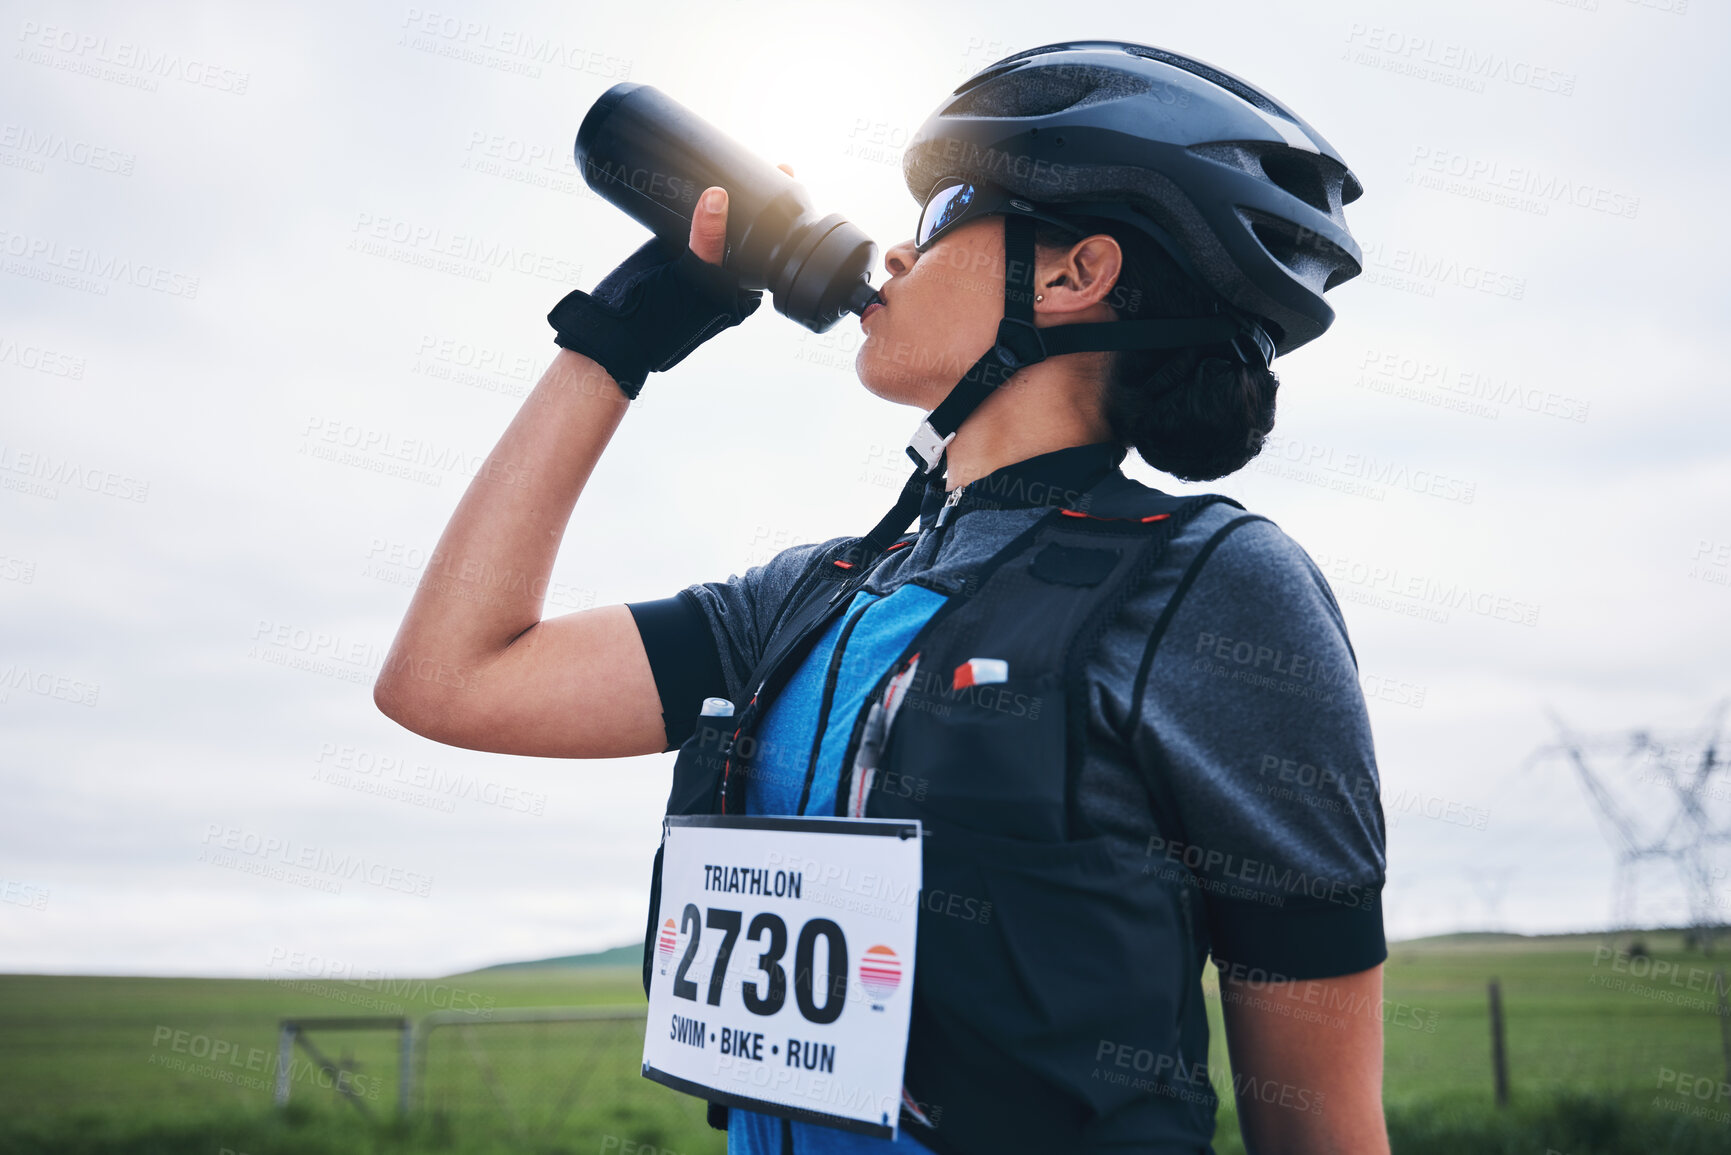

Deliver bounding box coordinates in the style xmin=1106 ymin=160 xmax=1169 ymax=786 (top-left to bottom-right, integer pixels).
xmin=1038 ymin=234 xmax=1123 ymax=312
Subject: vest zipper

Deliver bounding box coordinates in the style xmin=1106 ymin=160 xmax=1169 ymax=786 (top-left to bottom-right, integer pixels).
xmin=796 ymin=595 xmax=874 ymax=816
xmin=723 ymin=571 xmax=875 ymax=811
xmin=832 ymin=646 xmax=922 ymax=817
xmin=937 ymin=482 xmax=967 ymax=524
xmin=930 ymin=481 xmax=968 ymax=554
xmin=1172 ymin=884 xmax=1198 ymax=1047
xmin=829 ymin=592 xmax=959 ymax=817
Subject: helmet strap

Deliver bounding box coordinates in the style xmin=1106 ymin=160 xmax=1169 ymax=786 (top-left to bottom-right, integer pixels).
xmin=854 ymin=214 xmax=1270 ymax=556
xmin=902 ymin=213 xmax=1046 ymax=475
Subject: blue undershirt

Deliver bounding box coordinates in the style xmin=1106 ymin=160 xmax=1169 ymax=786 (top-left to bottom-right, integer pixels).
xmin=731 ymin=584 xmax=947 ymax=1155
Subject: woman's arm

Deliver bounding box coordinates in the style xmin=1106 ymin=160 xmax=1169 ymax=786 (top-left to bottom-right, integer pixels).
xmin=371 ymin=345 xmax=664 ymax=758
xmin=1219 ymin=963 xmax=1390 ymax=1155
xmin=373 ymin=189 xmax=740 ymax=759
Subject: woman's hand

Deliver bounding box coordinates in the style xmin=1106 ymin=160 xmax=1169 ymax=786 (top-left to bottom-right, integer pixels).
xmin=545 ymin=162 xmax=793 ymax=401
xmin=686 ymin=163 xmax=794 ymax=264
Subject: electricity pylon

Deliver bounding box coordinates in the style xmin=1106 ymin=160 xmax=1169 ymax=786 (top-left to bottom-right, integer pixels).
xmin=1528 ymin=702 xmax=1731 ymax=951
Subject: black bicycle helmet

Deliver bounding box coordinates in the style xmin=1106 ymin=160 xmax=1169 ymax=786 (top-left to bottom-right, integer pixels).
xmin=903 ymin=39 xmax=1364 ymax=357
xmin=848 ymin=39 xmax=1364 ymax=561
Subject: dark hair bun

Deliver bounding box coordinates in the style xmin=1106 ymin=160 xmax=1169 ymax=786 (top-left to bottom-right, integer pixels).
xmin=1032 ymin=219 xmax=1280 ymax=482
xmin=1107 ymin=348 xmax=1278 ymax=482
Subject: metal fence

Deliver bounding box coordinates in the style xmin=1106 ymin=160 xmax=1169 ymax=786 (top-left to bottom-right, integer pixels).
xmin=282 ymin=1006 xmax=713 ymax=1148
xmin=274 ymin=1015 xmax=409 ymax=1120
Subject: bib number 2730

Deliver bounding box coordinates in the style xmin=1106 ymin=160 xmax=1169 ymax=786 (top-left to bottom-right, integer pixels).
xmin=641 ymin=815 xmax=922 ymax=1138
xmin=670 ymin=904 xmax=848 ymax=1024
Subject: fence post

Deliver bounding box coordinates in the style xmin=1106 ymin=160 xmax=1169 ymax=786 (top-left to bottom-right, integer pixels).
xmin=1488 ymin=979 xmax=1509 ymax=1107
xmin=399 ymin=1020 xmax=414 ymax=1117
xmin=274 ymin=1023 xmax=295 ymax=1107
xmin=1716 ymin=968 xmax=1730 ymax=1088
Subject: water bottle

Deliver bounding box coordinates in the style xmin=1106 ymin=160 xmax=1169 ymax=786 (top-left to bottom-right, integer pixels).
xmin=575 ymin=83 xmax=883 ymax=333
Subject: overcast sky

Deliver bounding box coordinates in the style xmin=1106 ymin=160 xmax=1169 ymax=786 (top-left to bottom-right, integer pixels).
xmin=2 ymin=0 xmax=1727 ymax=978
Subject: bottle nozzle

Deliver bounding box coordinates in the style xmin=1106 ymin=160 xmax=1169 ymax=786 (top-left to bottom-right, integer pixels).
xmin=844 ymin=280 xmax=884 ymax=316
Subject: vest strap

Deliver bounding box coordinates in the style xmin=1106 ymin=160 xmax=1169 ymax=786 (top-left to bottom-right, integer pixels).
xmin=859 ymin=465 xmax=930 ymax=561
xmin=1062 ymin=494 xmax=1243 ymax=841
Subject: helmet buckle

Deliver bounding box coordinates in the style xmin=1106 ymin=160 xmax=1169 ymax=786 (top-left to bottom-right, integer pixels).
xmin=1229 ymin=323 xmax=1274 ymax=371
xmin=992 ymin=315 xmax=1048 ymax=370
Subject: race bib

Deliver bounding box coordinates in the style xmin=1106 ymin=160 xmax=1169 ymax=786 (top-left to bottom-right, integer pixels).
xmin=641 ymin=814 xmax=922 ymax=1137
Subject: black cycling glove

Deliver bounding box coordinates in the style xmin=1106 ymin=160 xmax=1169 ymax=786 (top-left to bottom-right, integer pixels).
xmin=547 ymin=235 xmax=763 ymax=400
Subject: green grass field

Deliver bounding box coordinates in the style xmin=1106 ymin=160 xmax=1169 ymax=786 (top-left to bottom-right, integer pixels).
xmin=1 ymin=931 xmax=1727 ymax=1154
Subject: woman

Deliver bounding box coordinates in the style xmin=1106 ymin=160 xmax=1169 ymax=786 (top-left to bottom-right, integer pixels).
xmin=377 ymin=41 xmax=1389 ymax=1155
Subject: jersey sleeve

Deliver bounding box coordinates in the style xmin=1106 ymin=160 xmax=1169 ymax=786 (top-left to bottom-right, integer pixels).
xmin=626 ymin=535 xmax=854 ymax=752
xmin=1131 ymin=516 xmax=1388 ymax=982
xmin=624 ymin=592 xmax=727 ymax=753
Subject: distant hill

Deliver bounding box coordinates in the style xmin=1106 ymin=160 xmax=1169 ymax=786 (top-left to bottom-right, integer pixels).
xmin=1391 ymin=931 xmax=1532 ymax=946
xmin=465 ymin=926 xmax=1723 ymax=974
xmin=1387 ymin=926 xmax=1725 ymax=954
xmin=465 ymin=943 xmax=642 ymax=973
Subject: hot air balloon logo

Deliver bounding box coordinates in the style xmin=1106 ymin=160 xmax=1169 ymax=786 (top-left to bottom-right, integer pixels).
xmin=656 ymin=917 xmax=678 ymax=975
xmin=858 ymin=945 xmax=902 ymax=1010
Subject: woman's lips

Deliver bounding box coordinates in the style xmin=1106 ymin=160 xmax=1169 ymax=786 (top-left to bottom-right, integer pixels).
xmin=861 ymin=302 xmax=886 ymax=326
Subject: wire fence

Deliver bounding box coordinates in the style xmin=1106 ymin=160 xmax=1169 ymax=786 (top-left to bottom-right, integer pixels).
xmin=410 ymin=1006 xmax=714 ymax=1149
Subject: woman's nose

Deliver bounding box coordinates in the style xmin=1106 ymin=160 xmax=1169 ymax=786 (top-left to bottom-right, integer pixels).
xmin=883 ymin=238 xmax=918 ymax=279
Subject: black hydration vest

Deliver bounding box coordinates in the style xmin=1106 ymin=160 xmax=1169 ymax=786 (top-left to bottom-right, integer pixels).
xmin=643 ymin=473 xmax=1241 ymax=1155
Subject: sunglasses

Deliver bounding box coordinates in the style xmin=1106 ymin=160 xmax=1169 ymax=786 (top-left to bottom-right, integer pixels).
xmin=914 ymin=177 xmax=1089 ymax=252
xmin=915 ymin=175 xmax=1222 ymax=298
xmin=915 ymin=176 xmax=1276 ymax=366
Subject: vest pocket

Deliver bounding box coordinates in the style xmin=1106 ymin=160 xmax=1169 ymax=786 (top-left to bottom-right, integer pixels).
xmin=882 ymin=671 xmax=1066 ymax=841
xmin=646 ymin=713 xmax=737 ymax=998
xmin=665 ymin=712 xmax=735 ymax=815
xmin=908 ymin=822 xmax=1192 ymax=1130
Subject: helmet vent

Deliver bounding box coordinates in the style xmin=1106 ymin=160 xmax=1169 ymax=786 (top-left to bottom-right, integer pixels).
xmin=1193 ymin=143 xmax=1351 ymax=221
xmin=953 ymin=45 xmax=1070 ymax=97
xmin=947 ymin=65 xmax=1154 ymax=119
xmin=1239 ymin=207 xmax=1361 ymax=292
xmin=1258 ymin=151 xmax=1332 ymax=216
xmin=1248 ymin=216 xmax=1302 ymax=271
xmin=1120 ymin=44 xmax=1294 ymax=124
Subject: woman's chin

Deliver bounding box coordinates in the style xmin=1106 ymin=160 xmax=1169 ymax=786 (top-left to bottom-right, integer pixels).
xmin=855 ymin=353 xmax=936 ymax=408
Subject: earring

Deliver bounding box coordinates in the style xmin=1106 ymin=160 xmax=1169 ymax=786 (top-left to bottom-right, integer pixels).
xmin=1035 ymin=294 xmax=1044 ymax=302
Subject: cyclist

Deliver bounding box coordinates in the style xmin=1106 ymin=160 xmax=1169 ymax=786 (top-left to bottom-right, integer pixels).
xmin=378 ymin=40 xmax=1388 ymax=1155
